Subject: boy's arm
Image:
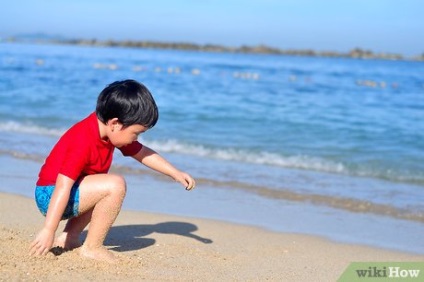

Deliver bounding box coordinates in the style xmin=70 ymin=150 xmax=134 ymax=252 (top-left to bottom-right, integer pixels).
xmin=131 ymin=145 xmax=196 ymax=190
xmin=30 ymin=174 xmax=74 ymax=255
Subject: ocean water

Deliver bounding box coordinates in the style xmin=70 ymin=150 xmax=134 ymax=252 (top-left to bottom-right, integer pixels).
xmin=1 ymin=42 xmax=424 ymax=252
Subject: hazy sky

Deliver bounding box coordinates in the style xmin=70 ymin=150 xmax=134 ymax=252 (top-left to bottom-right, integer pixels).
xmin=1 ymin=0 xmax=423 ymax=56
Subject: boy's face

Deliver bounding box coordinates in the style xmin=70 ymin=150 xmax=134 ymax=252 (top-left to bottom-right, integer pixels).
xmin=108 ymin=121 xmax=148 ymax=147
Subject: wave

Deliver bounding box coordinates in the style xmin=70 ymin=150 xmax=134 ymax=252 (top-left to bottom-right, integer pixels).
xmin=0 ymin=121 xmax=64 ymax=137
xmin=1 ymin=120 xmax=422 ymax=185
xmin=142 ymin=138 xmax=346 ymax=171
xmin=142 ymin=139 xmax=424 ymax=185
xmin=0 ymin=120 xmax=342 ymax=173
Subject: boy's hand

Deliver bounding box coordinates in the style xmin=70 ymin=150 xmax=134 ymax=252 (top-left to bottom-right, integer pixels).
xmin=174 ymin=171 xmax=196 ymax=191
xmin=29 ymin=227 xmax=55 ymax=256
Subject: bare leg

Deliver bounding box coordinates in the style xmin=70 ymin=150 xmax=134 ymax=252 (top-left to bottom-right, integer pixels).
xmin=54 ymin=209 xmax=93 ymax=250
xmin=74 ymin=174 xmax=127 ymax=263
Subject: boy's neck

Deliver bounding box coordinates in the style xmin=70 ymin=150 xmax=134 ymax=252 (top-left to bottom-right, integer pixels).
xmin=97 ymin=118 xmax=109 ymax=141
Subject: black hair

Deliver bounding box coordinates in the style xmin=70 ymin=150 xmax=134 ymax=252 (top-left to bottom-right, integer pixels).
xmin=96 ymin=79 xmax=158 ymax=128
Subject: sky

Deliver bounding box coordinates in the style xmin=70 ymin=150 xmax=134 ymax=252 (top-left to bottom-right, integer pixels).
xmin=1 ymin=0 xmax=423 ymax=57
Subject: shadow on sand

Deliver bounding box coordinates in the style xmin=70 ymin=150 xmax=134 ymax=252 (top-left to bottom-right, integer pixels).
xmin=81 ymin=221 xmax=213 ymax=252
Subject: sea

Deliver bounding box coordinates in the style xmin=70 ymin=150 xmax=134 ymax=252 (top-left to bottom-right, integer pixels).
xmin=1 ymin=42 xmax=423 ymax=254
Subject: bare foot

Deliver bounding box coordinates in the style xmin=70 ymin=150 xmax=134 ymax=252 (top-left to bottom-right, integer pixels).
xmin=54 ymin=232 xmax=82 ymax=250
xmin=79 ymin=245 xmax=117 ymax=263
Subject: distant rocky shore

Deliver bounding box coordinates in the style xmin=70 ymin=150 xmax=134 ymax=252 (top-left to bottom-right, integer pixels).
xmin=3 ymin=36 xmax=424 ymax=61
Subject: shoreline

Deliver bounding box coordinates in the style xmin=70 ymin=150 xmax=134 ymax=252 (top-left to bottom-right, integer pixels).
xmin=1 ymin=153 xmax=424 ymax=256
xmin=3 ymin=38 xmax=421 ymax=62
xmin=1 ymin=192 xmax=423 ymax=281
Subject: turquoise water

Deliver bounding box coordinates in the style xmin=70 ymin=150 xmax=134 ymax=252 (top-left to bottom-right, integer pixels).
xmin=1 ymin=42 xmax=423 ymax=230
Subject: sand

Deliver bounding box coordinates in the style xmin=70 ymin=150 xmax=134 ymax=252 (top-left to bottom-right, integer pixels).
xmin=0 ymin=192 xmax=423 ymax=281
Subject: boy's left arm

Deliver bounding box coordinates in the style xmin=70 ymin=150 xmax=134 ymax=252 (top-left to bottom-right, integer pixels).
xmin=131 ymin=145 xmax=196 ymax=190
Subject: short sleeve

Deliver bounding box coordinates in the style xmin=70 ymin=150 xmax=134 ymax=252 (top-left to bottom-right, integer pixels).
xmin=59 ymin=138 xmax=90 ymax=180
xmin=118 ymin=141 xmax=143 ymax=156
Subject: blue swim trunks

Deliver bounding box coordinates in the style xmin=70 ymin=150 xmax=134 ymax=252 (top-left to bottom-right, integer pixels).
xmin=35 ymin=184 xmax=80 ymax=220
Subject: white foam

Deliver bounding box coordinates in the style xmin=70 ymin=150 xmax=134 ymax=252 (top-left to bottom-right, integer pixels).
xmin=0 ymin=121 xmax=64 ymax=137
xmin=142 ymin=139 xmax=346 ymax=173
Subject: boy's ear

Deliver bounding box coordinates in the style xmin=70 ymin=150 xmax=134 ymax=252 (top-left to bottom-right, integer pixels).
xmin=108 ymin=118 xmax=123 ymax=131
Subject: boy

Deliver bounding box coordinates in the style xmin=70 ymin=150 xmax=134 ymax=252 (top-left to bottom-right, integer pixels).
xmin=29 ymin=80 xmax=195 ymax=262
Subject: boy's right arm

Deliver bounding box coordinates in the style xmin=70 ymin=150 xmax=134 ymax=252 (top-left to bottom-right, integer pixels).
xmin=132 ymin=145 xmax=196 ymax=190
xmin=30 ymin=174 xmax=74 ymax=256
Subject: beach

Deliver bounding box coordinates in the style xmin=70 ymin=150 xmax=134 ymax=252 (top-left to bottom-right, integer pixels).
xmin=0 ymin=156 xmax=424 ymax=281
xmin=1 ymin=192 xmax=423 ymax=281
xmin=1 ymin=43 xmax=424 ymax=281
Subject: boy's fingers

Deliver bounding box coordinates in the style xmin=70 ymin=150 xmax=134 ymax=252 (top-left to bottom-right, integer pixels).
xmin=29 ymin=240 xmax=49 ymax=256
xmin=185 ymin=179 xmax=196 ymax=190
xmin=29 ymin=241 xmax=38 ymax=255
xmin=29 ymin=247 xmax=39 ymax=256
xmin=176 ymin=173 xmax=195 ymax=190
xmin=42 ymin=247 xmax=50 ymax=255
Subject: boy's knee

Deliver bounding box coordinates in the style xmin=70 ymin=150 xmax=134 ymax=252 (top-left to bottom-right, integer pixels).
xmin=108 ymin=174 xmax=127 ymax=196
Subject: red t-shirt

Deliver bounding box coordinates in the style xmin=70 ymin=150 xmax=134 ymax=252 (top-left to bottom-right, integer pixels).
xmin=36 ymin=112 xmax=142 ymax=186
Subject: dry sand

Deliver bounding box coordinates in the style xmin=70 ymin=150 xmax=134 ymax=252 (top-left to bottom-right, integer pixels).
xmin=1 ymin=192 xmax=422 ymax=281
